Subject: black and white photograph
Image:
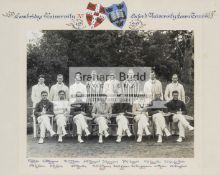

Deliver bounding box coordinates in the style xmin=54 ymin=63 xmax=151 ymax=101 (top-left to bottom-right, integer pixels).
xmin=27 ymin=30 xmax=194 ymax=158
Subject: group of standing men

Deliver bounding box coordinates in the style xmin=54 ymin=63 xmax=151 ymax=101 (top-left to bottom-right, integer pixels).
xmin=31 ymin=69 xmax=193 ymax=144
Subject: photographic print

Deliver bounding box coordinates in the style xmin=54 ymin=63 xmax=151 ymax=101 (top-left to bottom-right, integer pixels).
xmin=26 ymin=30 xmax=194 ymax=158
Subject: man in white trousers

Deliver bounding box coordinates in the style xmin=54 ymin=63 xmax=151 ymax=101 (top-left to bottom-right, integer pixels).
xmin=147 ymin=94 xmax=171 ymax=143
xmin=164 ymin=74 xmax=186 ymax=135
xmin=70 ymin=91 xmax=91 ymax=143
xmin=49 ymin=74 xmax=69 ymax=101
xmin=132 ymin=92 xmax=151 ymax=143
xmin=112 ymin=94 xmax=132 ymax=143
xmin=53 ymin=90 xmax=70 ymax=143
xmin=34 ymin=91 xmax=56 ymax=144
xmin=92 ymin=94 xmax=112 ymax=143
xmin=166 ymin=90 xmax=194 ymax=142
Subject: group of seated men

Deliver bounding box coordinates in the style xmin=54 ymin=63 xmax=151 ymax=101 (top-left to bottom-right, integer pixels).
xmin=32 ymin=71 xmax=194 ymax=144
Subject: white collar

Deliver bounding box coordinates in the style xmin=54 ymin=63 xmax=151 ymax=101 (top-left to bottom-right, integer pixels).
xmin=56 ymin=82 xmax=64 ymax=86
xmin=74 ymin=82 xmax=82 ymax=85
xmin=38 ymin=83 xmax=45 ymax=86
xmin=172 ymin=82 xmax=179 ymax=85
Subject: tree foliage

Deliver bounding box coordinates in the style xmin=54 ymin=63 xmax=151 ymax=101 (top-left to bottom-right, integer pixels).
xmin=27 ymin=30 xmax=194 ymax=88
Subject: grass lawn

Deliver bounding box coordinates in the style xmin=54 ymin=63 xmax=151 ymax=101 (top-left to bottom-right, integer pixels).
xmin=27 ymin=131 xmax=194 ymax=158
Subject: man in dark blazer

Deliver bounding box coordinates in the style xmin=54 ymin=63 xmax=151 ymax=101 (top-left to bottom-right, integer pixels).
xmin=34 ymin=91 xmax=56 ymax=144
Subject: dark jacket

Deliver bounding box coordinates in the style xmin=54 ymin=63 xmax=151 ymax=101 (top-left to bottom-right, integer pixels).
xmin=34 ymin=99 xmax=54 ymax=117
xmin=70 ymin=100 xmax=90 ymax=117
xmin=112 ymin=103 xmax=132 ymax=115
xmin=165 ymin=99 xmax=187 ymax=115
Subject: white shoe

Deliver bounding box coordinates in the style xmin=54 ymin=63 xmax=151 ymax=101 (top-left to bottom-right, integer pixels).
xmin=164 ymin=128 xmax=171 ymax=137
xmin=58 ymin=136 xmax=63 ymax=143
xmin=157 ymin=135 xmax=162 ymax=143
xmin=145 ymin=128 xmax=151 ymax=136
xmin=62 ymin=130 xmax=67 ymax=137
xmin=188 ymin=126 xmax=194 ymax=131
xmin=116 ymin=136 xmax=122 ymax=143
xmin=176 ymin=137 xmax=183 ymax=142
xmin=38 ymin=138 xmax=44 ymax=144
xmin=126 ymin=130 xmax=132 ymax=137
xmin=85 ymin=129 xmax=91 ymax=136
xmin=104 ymin=131 xmax=109 ymax=138
xmin=98 ymin=135 xmax=103 ymax=143
xmin=50 ymin=131 xmax=56 ymax=137
xmin=137 ymin=136 xmax=142 ymax=143
xmin=78 ymin=136 xmax=84 ymax=143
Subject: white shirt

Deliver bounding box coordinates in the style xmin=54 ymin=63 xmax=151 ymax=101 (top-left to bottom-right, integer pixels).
xmin=103 ymin=79 xmax=121 ymax=96
xmin=53 ymin=100 xmax=70 ymax=115
xmin=69 ymin=82 xmax=87 ymax=103
xmin=49 ymin=83 xmax=69 ymax=101
xmin=31 ymin=83 xmax=49 ymax=107
xmin=164 ymin=82 xmax=185 ymax=103
xmin=144 ymin=79 xmax=163 ymax=101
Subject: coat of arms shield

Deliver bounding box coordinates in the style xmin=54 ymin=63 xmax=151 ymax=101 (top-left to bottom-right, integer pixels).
xmin=105 ymin=1 xmax=127 ymax=28
xmin=86 ymin=2 xmax=106 ymax=28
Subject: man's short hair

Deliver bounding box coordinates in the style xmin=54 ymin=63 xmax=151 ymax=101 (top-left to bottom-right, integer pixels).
xmin=75 ymin=72 xmax=81 ymax=75
xmin=58 ymin=90 xmax=65 ymax=95
xmin=172 ymin=74 xmax=178 ymax=78
xmin=38 ymin=74 xmax=45 ymax=79
xmin=41 ymin=91 xmax=48 ymax=95
xmin=172 ymin=90 xmax=179 ymax=95
xmin=57 ymin=74 xmax=63 ymax=78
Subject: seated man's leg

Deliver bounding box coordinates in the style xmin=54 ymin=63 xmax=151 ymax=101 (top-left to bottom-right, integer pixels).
xmin=116 ymin=119 xmax=123 ymax=143
xmin=153 ymin=113 xmax=171 ymax=143
xmin=177 ymin=114 xmax=194 ymax=130
xmin=56 ymin=114 xmax=67 ymax=143
xmin=140 ymin=114 xmax=151 ymax=136
xmin=74 ymin=115 xmax=84 ymax=143
xmin=135 ymin=114 xmax=150 ymax=142
xmin=37 ymin=115 xmax=56 ymax=144
xmin=38 ymin=116 xmax=46 ymax=144
xmin=78 ymin=115 xmax=90 ymax=136
xmin=95 ymin=117 xmax=109 ymax=143
xmin=135 ymin=115 xmax=143 ymax=142
xmin=120 ymin=115 xmax=132 ymax=137
xmin=116 ymin=114 xmax=131 ymax=142
xmin=173 ymin=114 xmax=194 ymax=142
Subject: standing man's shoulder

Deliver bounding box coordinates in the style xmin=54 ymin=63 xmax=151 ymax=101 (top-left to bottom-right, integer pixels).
xmin=32 ymin=84 xmax=37 ymax=89
xmin=144 ymin=80 xmax=149 ymax=86
xmin=50 ymin=84 xmax=55 ymax=89
xmin=64 ymin=83 xmax=69 ymax=89
xmin=156 ymin=79 xmax=162 ymax=84
xmin=166 ymin=83 xmax=172 ymax=87
xmin=69 ymin=83 xmax=74 ymax=89
xmin=179 ymin=83 xmax=184 ymax=88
